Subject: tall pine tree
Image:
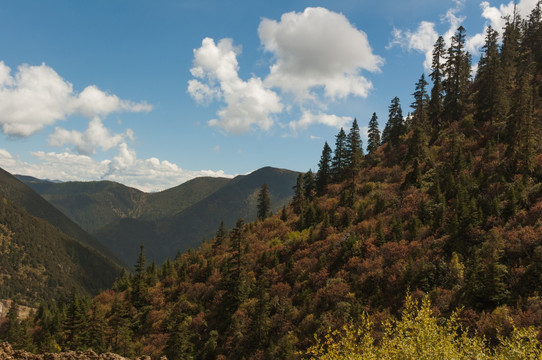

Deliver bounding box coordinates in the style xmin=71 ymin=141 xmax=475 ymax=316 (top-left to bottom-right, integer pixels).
xmin=366 ymin=112 xmax=380 ymax=157
xmin=345 ymin=118 xmax=364 ymax=178
xmin=443 ymin=26 xmax=472 ymax=123
xmin=316 ymin=142 xmax=332 ymax=195
xmin=331 ymin=128 xmax=347 ymax=182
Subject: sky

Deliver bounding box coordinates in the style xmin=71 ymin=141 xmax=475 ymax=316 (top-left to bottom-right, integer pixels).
xmin=0 ymin=0 xmax=539 ymax=192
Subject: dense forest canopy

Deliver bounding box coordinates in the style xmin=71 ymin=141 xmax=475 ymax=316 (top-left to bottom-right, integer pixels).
xmin=2 ymin=2 xmax=542 ymax=359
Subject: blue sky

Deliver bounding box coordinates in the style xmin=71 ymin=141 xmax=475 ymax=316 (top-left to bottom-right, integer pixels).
xmin=0 ymin=0 xmax=539 ymax=191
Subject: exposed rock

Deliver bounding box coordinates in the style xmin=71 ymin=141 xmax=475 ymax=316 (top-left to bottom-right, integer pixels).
xmin=0 ymin=343 xmax=157 ymax=360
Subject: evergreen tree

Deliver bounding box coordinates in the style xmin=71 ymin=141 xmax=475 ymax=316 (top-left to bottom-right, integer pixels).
xmin=303 ymin=170 xmax=316 ymax=201
xmin=443 ymin=26 xmax=472 ymax=123
xmin=292 ymin=174 xmax=305 ymax=215
xmin=429 ymin=36 xmax=446 ymax=132
xmin=366 ymin=112 xmax=380 ymax=157
xmin=411 ymin=74 xmax=429 ymax=130
xmin=213 ymin=220 xmax=227 ymax=249
xmin=475 ymin=26 xmax=506 ymax=126
xmin=2 ymin=302 xmax=21 ymax=347
xmin=63 ymin=291 xmax=89 ymax=350
xmin=316 ymin=142 xmax=332 ymax=195
xmin=345 ymin=118 xmax=364 ymax=178
xmin=382 ymin=96 xmax=405 ymax=146
xmin=331 ymin=128 xmax=347 ymax=181
xmin=131 ymin=245 xmax=150 ymax=313
xmin=165 ymin=311 xmax=194 ymax=360
xmin=500 ymin=10 xmax=521 ymax=102
xmin=257 ymin=183 xmax=271 ymax=221
xmin=107 ymin=296 xmax=134 ymax=357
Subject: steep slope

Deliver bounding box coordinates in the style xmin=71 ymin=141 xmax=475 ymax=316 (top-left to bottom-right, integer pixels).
xmin=18 ymin=175 xmax=231 ymax=232
xmin=0 ymin=168 xmax=122 ymax=267
xmin=93 ymin=167 xmax=299 ymax=264
xmin=0 ymin=195 xmax=121 ymax=304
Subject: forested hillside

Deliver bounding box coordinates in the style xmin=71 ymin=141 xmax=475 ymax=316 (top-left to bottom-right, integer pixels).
xmin=0 ymin=196 xmax=122 ymax=305
xmin=2 ymin=3 xmax=542 ymax=359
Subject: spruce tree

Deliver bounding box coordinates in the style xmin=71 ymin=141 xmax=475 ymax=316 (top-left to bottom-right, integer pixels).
xmin=475 ymin=26 xmax=506 ymax=126
xmin=411 ymin=74 xmax=429 ymax=130
xmin=443 ymin=26 xmax=472 ymax=123
xmin=316 ymin=141 xmax=332 ymax=195
xmin=345 ymin=118 xmax=364 ymax=178
xmin=382 ymin=96 xmax=405 ymax=146
xmin=257 ymin=183 xmax=271 ymax=221
xmin=429 ymin=36 xmax=446 ymax=132
xmin=366 ymin=112 xmax=380 ymax=157
xmin=292 ymin=173 xmax=305 ymax=214
xmin=331 ymin=128 xmax=347 ymax=181
xmin=303 ymin=170 xmax=316 ymax=201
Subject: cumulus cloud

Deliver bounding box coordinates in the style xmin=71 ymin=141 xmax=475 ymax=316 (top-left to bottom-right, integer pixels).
xmin=188 ymin=37 xmax=283 ymax=134
xmin=259 ymin=7 xmax=383 ymax=100
xmin=188 ymin=7 xmax=381 ymax=134
xmin=289 ymin=111 xmax=352 ymax=133
xmin=0 ymin=146 xmax=234 ymax=192
xmin=48 ymin=117 xmax=133 ymax=155
xmin=388 ymin=21 xmax=439 ymax=69
xmin=0 ymin=61 xmax=152 ymax=137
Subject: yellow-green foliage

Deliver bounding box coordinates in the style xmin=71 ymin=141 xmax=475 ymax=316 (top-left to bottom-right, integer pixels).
xmin=305 ymin=295 xmax=542 ymax=360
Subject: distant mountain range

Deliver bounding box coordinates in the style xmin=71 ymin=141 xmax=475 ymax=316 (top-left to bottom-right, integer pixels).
xmin=18 ymin=166 xmax=299 ymax=265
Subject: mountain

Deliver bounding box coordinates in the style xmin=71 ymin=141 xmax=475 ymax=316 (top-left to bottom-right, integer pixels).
xmin=0 ymin=177 xmax=123 ymax=305
xmin=93 ymin=167 xmax=299 ymax=264
xmin=18 ymin=175 xmax=232 ymax=233
xmin=0 ymin=168 xmax=122 ymax=267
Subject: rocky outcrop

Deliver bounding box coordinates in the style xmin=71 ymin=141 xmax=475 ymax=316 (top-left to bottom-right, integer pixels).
xmin=0 ymin=343 xmax=156 ymax=360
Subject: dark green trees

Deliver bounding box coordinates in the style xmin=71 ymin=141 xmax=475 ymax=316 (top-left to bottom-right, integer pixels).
xmin=429 ymin=36 xmax=446 ymax=131
xmin=475 ymin=26 xmax=506 ymax=126
xmin=382 ymin=96 xmax=405 ymax=146
xmin=331 ymin=128 xmax=347 ymax=181
xmin=316 ymin=142 xmax=332 ymax=195
xmin=257 ymin=183 xmax=271 ymax=221
xmin=443 ymin=26 xmax=471 ymax=123
xmin=345 ymin=118 xmax=364 ymax=178
xmin=366 ymin=112 xmax=381 ymax=157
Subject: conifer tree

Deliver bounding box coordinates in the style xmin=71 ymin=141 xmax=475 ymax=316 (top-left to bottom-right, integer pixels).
xmin=475 ymin=26 xmax=506 ymax=126
xmin=382 ymin=96 xmax=405 ymax=146
xmin=345 ymin=118 xmax=364 ymax=178
xmin=443 ymin=26 xmax=472 ymax=123
xmin=131 ymin=245 xmax=150 ymax=313
xmin=331 ymin=128 xmax=347 ymax=181
xmin=63 ymin=291 xmax=89 ymax=350
xmin=411 ymin=74 xmax=429 ymax=130
xmin=366 ymin=112 xmax=380 ymax=157
xmin=257 ymin=183 xmax=271 ymax=221
xmin=213 ymin=220 xmax=226 ymax=249
xmin=501 ymin=10 xmax=521 ymax=102
xmin=316 ymin=142 xmax=332 ymax=195
xmin=303 ymin=170 xmax=316 ymax=201
xmin=165 ymin=311 xmax=194 ymax=360
xmin=292 ymin=174 xmax=305 ymax=214
xmin=429 ymin=36 xmax=446 ymax=132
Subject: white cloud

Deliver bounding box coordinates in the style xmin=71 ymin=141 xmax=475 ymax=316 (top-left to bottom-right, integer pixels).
xmin=0 ymin=61 xmax=152 ymax=137
xmin=289 ymin=110 xmax=352 ymax=132
xmin=259 ymin=7 xmax=383 ymax=100
xmin=48 ymin=117 xmax=132 ymax=155
xmin=388 ymin=21 xmax=439 ymax=69
xmin=0 ymin=146 xmax=234 ymax=192
xmin=188 ymin=37 xmax=283 ymax=134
